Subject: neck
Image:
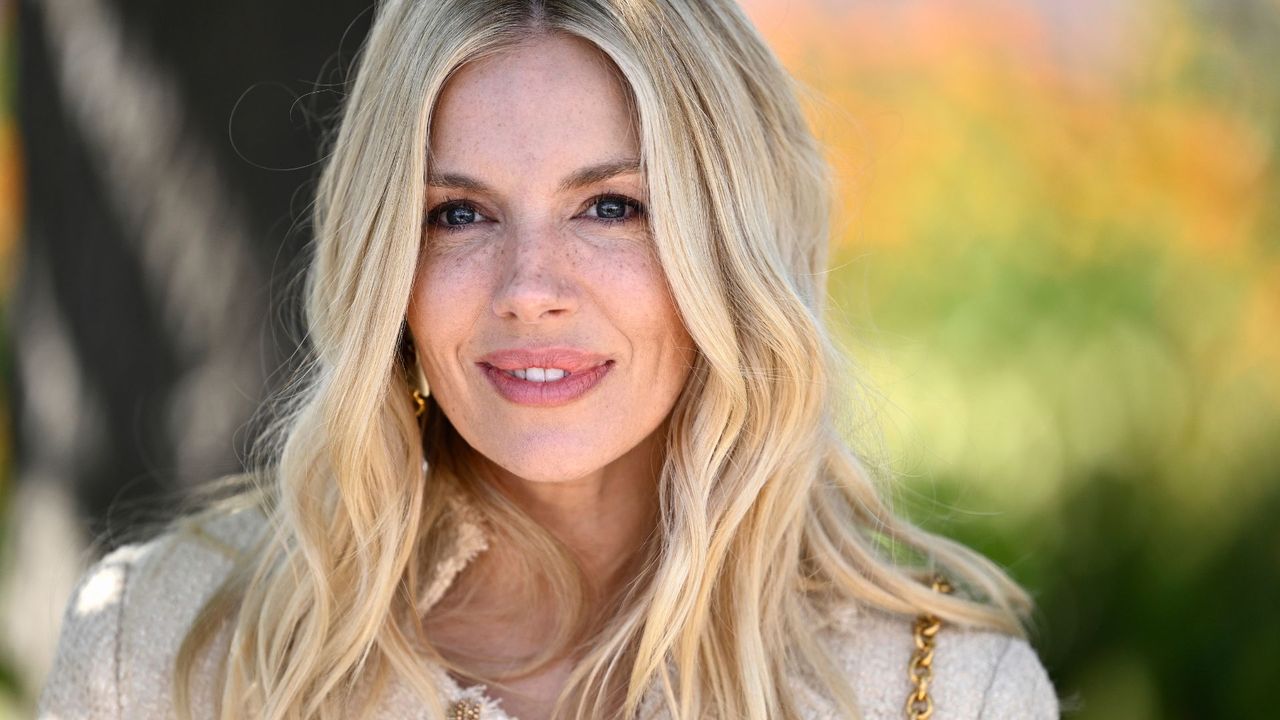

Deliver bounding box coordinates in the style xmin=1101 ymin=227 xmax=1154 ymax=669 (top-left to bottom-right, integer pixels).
xmin=424 ymin=430 xmax=664 ymax=696
xmin=489 ymin=431 xmax=662 ymax=596
xmin=445 ymin=420 xmax=665 ymax=599
xmin=496 ymin=471 xmax=657 ymax=594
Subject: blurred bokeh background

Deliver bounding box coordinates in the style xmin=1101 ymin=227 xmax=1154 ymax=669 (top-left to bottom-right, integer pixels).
xmin=1 ymin=0 xmax=1277 ymax=717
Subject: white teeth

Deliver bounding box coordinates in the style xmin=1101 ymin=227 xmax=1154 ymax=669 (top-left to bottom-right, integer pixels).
xmin=504 ymin=367 xmax=568 ymax=382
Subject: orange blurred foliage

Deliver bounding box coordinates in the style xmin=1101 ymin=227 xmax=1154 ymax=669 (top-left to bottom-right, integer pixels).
xmin=742 ymin=0 xmax=1279 ymax=403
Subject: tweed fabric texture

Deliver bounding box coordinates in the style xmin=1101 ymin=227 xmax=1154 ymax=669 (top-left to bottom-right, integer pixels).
xmin=38 ymin=506 xmax=1058 ymax=719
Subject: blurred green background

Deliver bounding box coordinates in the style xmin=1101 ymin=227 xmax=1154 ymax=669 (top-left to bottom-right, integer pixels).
xmin=2 ymin=0 xmax=1278 ymax=717
xmin=744 ymin=0 xmax=1280 ymax=717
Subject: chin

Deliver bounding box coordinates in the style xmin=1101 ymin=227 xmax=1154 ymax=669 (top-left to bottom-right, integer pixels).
xmin=471 ymin=425 xmax=629 ymax=481
xmin=487 ymin=444 xmax=614 ymax=485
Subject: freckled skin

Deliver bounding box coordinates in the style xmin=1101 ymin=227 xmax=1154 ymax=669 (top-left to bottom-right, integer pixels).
xmin=407 ymin=39 xmax=697 ymax=717
xmin=406 ymin=35 xmax=697 ymax=488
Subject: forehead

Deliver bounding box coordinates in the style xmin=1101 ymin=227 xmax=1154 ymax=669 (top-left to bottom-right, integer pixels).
xmin=427 ymin=33 xmax=639 ymax=175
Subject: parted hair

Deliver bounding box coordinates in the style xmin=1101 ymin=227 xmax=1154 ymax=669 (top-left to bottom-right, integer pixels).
xmin=174 ymin=1 xmax=1033 ymax=719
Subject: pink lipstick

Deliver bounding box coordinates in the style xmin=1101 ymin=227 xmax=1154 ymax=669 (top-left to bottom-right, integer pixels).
xmin=478 ymin=348 xmax=614 ymax=407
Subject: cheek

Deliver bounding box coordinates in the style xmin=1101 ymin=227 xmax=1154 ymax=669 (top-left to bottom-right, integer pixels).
xmin=587 ymin=246 xmax=694 ymax=371
xmin=622 ymin=252 xmax=685 ymax=337
xmin=407 ymin=250 xmax=493 ymax=370
xmin=412 ymin=247 xmax=494 ymax=323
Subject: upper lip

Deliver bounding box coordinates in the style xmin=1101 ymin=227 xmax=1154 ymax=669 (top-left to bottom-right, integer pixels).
xmin=478 ymin=347 xmax=613 ymax=373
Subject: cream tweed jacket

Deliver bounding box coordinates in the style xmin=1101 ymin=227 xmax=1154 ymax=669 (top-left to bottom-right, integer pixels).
xmin=38 ymin=503 xmax=1060 ymax=719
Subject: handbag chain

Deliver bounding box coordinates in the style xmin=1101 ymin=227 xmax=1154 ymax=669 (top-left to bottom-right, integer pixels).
xmin=905 ymin=576 xmax=954 ymax=720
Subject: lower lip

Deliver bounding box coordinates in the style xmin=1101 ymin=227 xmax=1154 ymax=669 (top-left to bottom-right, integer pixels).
xmin=480 ymin=361 xmax=614 ymax=407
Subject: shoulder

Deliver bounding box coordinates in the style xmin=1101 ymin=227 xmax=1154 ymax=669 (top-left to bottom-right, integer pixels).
xmin=817 ymin=603 xmax=1059 ymax=719
xmin=37 ymin=507 xmax=267 ymax=720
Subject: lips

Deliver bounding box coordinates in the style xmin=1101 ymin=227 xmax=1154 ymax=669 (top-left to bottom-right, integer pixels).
xmin=479 ymin=348 xmax=612 ymax=373
xmin=477 ymin=347 xmax=614 ymax=407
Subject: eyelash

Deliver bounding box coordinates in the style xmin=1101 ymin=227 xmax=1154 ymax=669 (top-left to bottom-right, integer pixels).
xmin=424 ymin=193 xmax=647 ymax=234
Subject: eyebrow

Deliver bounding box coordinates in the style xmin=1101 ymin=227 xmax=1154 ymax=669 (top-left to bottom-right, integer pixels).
xmin=426 ymin=158 xmax=643 ymax=194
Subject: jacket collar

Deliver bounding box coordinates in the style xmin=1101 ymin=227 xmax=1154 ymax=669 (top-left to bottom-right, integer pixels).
xmin=416 ymin=488 xmax=490 ymax=615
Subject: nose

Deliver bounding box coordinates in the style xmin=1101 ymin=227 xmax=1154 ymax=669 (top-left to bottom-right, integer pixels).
xmin=490 ymin=221 xmax=580 ymax=323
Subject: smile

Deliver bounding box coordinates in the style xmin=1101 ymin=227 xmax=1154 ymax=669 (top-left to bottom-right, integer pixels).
xmin=480 ymin=361 xmax=612 ymax=406
xmin=503 ymin=367 xmax=569 ymax=382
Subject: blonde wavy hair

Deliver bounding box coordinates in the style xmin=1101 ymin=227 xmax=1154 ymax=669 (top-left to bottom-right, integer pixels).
xmin=175 ymin=1 xmax=1033 ymax=718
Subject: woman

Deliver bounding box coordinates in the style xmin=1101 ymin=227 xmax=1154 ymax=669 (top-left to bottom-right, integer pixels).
xmin=39 ymin=1 xmax=1059 ymax=718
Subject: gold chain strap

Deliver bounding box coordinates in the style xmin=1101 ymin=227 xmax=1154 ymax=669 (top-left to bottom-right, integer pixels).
xmin=905 ymin=576 xmax=954 ymax=720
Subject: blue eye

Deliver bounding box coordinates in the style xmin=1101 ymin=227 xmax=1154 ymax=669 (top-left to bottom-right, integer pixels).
xmin=443 ymin=205 xmax=476 ymax=225
xmin=585 ymin=194 xmax=644 ymax=223
xmin=427 ymin=201 xmax=486 ymax=232
xmin=425 ymin=195 xmax=644 ymax=234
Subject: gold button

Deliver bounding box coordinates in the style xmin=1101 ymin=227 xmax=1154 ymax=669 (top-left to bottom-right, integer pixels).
xmin=448 ymin=699 xmax=482 ymax=720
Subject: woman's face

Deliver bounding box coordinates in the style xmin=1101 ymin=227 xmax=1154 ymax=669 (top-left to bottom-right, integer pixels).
xmin=408 ymin=34 xmax=696 ymax=485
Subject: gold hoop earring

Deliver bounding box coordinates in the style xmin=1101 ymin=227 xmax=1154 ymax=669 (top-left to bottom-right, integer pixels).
xmin=411 ymin=357 xmax=431 ymax=418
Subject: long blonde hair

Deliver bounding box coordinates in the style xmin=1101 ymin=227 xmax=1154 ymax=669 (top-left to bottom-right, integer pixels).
xmin=175 ymin=1 xmax=1032 ymax=718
